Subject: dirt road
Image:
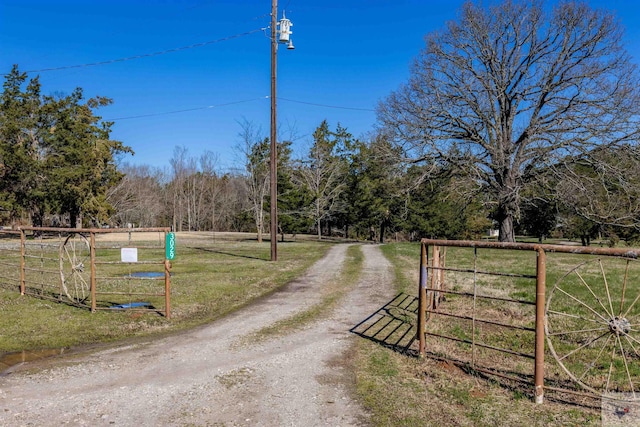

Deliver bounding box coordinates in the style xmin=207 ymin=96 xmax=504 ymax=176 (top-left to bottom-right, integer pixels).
xmin=0 ymin=244 xmax=395 ymax=426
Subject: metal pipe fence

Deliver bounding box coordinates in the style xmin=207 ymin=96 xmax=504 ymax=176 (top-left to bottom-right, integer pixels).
xmin=0 ymin=227 xmax=172 ymax=318
xmin=418 ymin=239 xmax=640 ymax=404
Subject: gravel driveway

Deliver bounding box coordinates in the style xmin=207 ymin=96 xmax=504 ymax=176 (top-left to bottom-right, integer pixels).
xmin=0 ymin=244 xmax=394 ymax=426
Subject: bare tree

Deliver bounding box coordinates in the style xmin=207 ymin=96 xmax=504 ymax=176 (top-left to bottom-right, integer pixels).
xmin=378 ymin=0 xmax=640 ymax=241
xmin=168 ymin=146 xmax=193 ymax=231
xmin=555 ymin=146 xmax=640 ymax=232
xmin=199 ymin=151 xmax=221 ymax=231
xmin=294 ymin=121 xmax=348 ymax=240
xmin=106 ymin=163 xmax=165 ymax=227
xmin=237 ymin=119 xmax=270 ymax=243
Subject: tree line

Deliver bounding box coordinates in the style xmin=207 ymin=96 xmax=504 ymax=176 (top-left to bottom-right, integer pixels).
xmin=105 ymin=119 xmax=494 ymax=243
xmin=3 ymin=1 xmax=640 ymax=245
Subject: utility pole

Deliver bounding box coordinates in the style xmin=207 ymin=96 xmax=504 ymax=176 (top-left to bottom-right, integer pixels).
xmin=269 ymin=1 xmax=294 ymax=262
xmin=270 ymin=0 xmax=278 ymax=261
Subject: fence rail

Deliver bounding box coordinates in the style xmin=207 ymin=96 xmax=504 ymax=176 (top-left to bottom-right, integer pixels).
xmin=418 ymin=239 xmax=640 ymax=404
xmin=0 ymin=227 xmax=172 ymax=318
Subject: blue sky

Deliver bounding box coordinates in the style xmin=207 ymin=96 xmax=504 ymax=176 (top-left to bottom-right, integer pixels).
xmin=2 ymin=0 xmax=640 ymax=171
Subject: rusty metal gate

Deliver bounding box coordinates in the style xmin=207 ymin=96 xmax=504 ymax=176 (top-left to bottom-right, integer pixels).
xmin=418 ymin=239 xmax=640 ymax=404
xmin=0 ymin=227 xmax=172 ymax=317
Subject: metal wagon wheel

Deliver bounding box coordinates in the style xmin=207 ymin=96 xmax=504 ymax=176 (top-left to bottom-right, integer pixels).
xmin=59 ymin=233 xmax=91 ymax=304
xmin=545 ymin=257 xmax=640 ymax=398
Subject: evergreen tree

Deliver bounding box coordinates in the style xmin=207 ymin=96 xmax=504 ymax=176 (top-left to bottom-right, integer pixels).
xmin=295 ymin=120 xmax=351 ymax=239
xmin=42 ymin=88 xmax=132 ymax=227
xmin=0 ymin=66 xmax=46 ymax=225
xmin=0 ymin=65 xmax=132 ymax=228
xmin=273 ymin=140 xmax=312 ymax=239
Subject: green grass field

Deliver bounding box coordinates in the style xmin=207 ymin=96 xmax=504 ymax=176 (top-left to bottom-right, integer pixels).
xmin=0 ymin=235 xmax=332 ymax=353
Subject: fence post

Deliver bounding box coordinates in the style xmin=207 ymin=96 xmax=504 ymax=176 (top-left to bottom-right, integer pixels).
xmin=534 ymin=247 xmax=546 ymax=404
xmin=20 ymin=230 xmax=26 ymax=295
xmin=165 ymin=260 xmax=171 ymax=319
xmin=418 ymin=242 xmax=428 ymax=357
xmin=90 ymin=232 xmax=96 ymax=313
xmin=430 ymin=246 xmax=440 ymax=309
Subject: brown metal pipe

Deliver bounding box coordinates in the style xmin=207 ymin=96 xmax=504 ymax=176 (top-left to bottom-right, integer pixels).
xmin=418 ymin=243 xmax=427 ymax=357
xmin=421 ymin=238 xmax=640 ymax=258
xmin=18 ymin=226 xmax=170 ymax=233
xmin=165 ymin=260 xmax=171 ymax=319
xmin=425 ymin=309 xmax=536 ymax=332
xmin=534 ymin=247 xmax=546 ymax=404
xmin=424 ymin=331 xmax=534 ymax=359
xmin=20 ymin=230 xmax=26 ymax=295
xmin=90 ymin=232 xmax=97 ymax=313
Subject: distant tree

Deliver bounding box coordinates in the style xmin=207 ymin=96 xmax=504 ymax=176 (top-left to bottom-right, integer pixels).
xmin=237 ymin=120 xmax=270 ymax=242
xmin=346 ymin=134 xmax=404 ymax=242
xmin=519 ymin=197 xmax=557 ymax=243
xmin=167 ymin=146 xmax=192 ymax=231
xmin=555 ymin=146 xmax=640 ymax=233
xmin=561 ymin=213 xmax=599 ymax=246
xmin=378 ymin=0 xmax=640 ymax=242
xmin=107 ymin=163 xmax=165 ymax=227
xmin=199 ymin=151 xmax=224 ymax=231
xmin=402 ymin=164 xmax=490 ymax=240
xmin=295 ymin=121 xmax=351 ymax=240
xmin=273 ymin=139 xmax=312 ymax=239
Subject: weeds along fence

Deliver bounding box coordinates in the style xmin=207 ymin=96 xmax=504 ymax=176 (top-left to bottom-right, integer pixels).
xmin=418 ymin=239 xmax=640 ymax=404
xmin=0 ymin=227 xmax=172 ymax=318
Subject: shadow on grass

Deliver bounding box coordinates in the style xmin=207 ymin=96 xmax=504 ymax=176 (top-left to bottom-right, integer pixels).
xmin=188 ymin=246 xmax=269 ymax=261
xmin=350 ymin=292 xmax=419 ymax=356
xmin=424 ymin=351 xmax=602 ymax=409
xmin=4 ymin=284 xmax=166 ymax=316
xmin=351 ymin=292 xmax=602 ymax=408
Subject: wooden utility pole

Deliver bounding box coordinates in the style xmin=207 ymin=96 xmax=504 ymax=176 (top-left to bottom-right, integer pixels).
xmin=270 ymin=0 xmax=278 ymax=261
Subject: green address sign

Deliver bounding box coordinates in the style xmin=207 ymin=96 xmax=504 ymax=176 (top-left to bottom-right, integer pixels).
xmin=165 ymin=232 xmax=176 ymax=260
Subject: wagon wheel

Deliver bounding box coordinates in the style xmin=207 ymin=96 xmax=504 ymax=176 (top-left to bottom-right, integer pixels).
xmin=59 ymin=234 xmax=91 ymax=304
xmin=545 ymin=257 xmax=640 ymax=398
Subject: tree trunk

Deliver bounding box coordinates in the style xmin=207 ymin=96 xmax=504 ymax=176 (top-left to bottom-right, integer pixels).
xmin=70 ymin=210 xmax=82 ymax=229
xmin=498 ymin=215 xmax=515 ymax=242
xmin=31 ymin=207 xmax=43 ymax=228
xmin=256 ymin=214 xmax=263 ymax=243
xmin=316 ymin=200 xmax=322 ymax=240
xmin=496 ymin=186 xmax=517 ymax=242
xmin=379 ymin=221 xmax=386 ymax=243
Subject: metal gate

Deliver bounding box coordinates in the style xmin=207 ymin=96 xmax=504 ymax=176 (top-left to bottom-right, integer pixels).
xmin=0 ymin=227 xmax=172 ymax=318
xmin=418 ymin=239 xmax=640 ymax=404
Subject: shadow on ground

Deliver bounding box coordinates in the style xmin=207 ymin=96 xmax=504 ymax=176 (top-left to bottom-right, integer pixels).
xmin=350 ymin=292 xmax=419 ymax=356
xmin=350 ymin=292 xmax=601 ymax=409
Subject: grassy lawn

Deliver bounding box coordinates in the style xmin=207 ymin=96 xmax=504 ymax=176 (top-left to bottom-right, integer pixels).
xmin=0 ymin=233 xmax=333 ymax=354
xmin=353 ymin=242 xmax=632 ymax=426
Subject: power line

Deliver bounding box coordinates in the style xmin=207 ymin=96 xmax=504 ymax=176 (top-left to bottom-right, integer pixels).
xmin=25 ymin=28 xmax=264 ymax=74
xmin=106 ymin=97 xmax=269 ymax=121
xmin=104 ymin=96 xmax=375 ymax=122
xmin=277 ymin=97 xmax=375 ymax=112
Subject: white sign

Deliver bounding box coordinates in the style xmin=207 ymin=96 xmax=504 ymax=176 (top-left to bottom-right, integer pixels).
xmin=121 ymin=247 xmax=138 ymax=263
